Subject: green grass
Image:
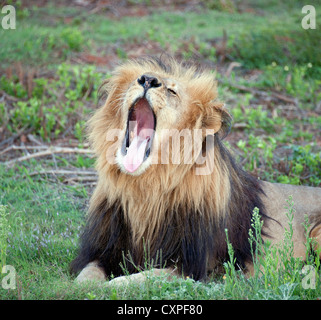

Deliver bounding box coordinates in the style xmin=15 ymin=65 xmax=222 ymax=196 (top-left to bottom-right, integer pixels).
xmin=2 ymin=1 xmax=319 ymax=68
xmin=0 ymin=0 xmax=320 ymax=300
xmin=0 ymin=164 xmax=86 ymax=299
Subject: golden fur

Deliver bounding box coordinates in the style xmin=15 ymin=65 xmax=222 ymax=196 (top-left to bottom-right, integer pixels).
xmin=71 ymin=57 xmax=321 ymax=284
xmin=86 ymin=58 xmax=231 ymax=247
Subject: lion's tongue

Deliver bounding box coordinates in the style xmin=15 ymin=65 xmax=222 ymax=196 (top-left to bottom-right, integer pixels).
xmin=123 ymin=135 xmax=148 ymax=173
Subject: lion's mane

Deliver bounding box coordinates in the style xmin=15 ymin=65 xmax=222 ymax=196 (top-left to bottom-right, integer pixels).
xmin=71 ymin=57 xmax=268 ymax=280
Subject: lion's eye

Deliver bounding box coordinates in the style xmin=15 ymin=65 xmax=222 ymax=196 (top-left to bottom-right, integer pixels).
xmin=167 ymin=88 xmax=177 ymax=95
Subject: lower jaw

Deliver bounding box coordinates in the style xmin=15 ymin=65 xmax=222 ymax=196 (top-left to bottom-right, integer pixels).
xmin=120 ymin=130 xmax=155 ymax=173
xmin=120 ymin=156 xmax=152 ymax=176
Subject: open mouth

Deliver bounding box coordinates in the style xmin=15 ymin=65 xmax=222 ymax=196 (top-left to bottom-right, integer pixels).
xmin=121 ymin=98 xmax=156 ymax=173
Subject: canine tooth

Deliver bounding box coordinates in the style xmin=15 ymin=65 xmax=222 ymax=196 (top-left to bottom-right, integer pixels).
xmin=130 ymin=131 xmax=134 ymax=140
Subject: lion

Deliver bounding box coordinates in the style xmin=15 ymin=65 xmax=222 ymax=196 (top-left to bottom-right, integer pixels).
xmin=70 ymin=56 xmax=321 ymax=285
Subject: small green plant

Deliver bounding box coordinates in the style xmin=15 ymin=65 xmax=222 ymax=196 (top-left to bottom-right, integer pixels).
xmin=60 ymin=28 xmax=83 ymax=52
xmin=248 ymin=207 xmax=265 ymax=279
xmin=0 ymin=76 xmax=28 ymax=99
xmin=237 ymin=134 xmax=277 ymax=172
xmin=74 ymin=120 xmax=86 ymax=143
xmin=231 ymin=101 xmax=277 ymax=133
xmin=223 ymin=228 xmax=243 ymax=296
xmin=86 ymin=292 xmax=97 ymax=300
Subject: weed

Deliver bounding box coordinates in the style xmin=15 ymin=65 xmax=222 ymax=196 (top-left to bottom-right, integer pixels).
xmin=223 ymin=228 xmax=241 ymax=296
xmin=0 ymin=76 xmax=28 ymax=99
xmin=59 ymin=28 xmax=83 ymax=52
xmin=74 ymin=120 xmax=86 ymax=143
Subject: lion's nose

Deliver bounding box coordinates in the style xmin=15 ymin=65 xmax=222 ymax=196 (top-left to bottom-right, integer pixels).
xmin=138 ymin=75 xmax=161 ymax=91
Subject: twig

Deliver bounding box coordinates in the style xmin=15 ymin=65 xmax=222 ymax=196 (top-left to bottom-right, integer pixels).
xmin=0 ymin=126 xmax=29 ymax=148
xmin=3 ymin=147 xmax=94 ymax=166
xmin=301 ymin=173 xmax=315 ymax=180
xmin=224 ymin=62 xmax=242 ymax=77
xmin=27 ymin=169 xmax=98 ymax=186
xmin=28 ymin=169 xmax=96 ymax=177
xmin=233 ymin=122 xmax=248 ymax=129
xmin=271 ymin=91 xmax=298 ymax=105
xmin=0 ymin=145 xmax=48 ymax=156
xmin=27 ymin=134 xmax=43 ymax=146
xmin=21 ymin=142 xmax=30 ymax=156
xmin=0 ymin=90 xmax=20 ymax=102
xmin=64 ymin=176 xmax=98 ymax=183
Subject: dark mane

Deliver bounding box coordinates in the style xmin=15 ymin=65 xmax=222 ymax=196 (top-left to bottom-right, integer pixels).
xmin=71 ymin=135 xmax=268 ymax=280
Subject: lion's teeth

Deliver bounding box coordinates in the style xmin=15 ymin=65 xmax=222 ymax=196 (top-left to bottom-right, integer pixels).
xmin=130 ymin=131 xmax=134 ymax=140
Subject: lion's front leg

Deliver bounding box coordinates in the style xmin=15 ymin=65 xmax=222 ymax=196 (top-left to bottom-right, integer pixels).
xmin=75 ymin=261 xmax=106 ymax=283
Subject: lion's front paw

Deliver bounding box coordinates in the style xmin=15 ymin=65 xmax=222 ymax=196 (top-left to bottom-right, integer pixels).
xmin=107 ymin=268 xmax=176 ymax=286
xmin=108 ymin=273 xmax=146 ymax=286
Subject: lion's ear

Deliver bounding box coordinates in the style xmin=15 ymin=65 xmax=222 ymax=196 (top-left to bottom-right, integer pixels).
xmin=97 ymin=78 xmax=111 ymax=104
xmin=203 ymin=103 xmax=232 ymax=139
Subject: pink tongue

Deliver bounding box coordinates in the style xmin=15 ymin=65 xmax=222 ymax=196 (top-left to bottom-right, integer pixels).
xmin=123 ymin=135 xmax=148 ymax=173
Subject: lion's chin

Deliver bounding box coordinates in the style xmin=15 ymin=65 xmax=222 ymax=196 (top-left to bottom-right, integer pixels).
xmin=116 ymin=148 xmax=153 ymax=176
